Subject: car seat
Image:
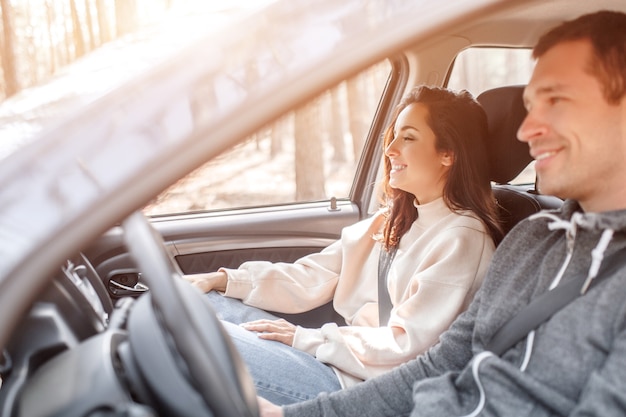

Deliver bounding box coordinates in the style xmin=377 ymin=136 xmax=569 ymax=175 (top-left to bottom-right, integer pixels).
xmin=476 ymin=85 xmax=562 ymax=236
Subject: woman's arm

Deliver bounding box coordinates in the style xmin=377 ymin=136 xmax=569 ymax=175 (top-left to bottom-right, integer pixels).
xmin=185 ymin=213 xmax=385 ymax=314
xmin=184 ymin=270 xmax=227 ymax=292
xmin=183 ymin=238 xmax=345 ymax=313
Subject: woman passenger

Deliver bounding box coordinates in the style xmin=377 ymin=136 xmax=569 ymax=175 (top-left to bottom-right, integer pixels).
xmin=185 ymin=85 xmax=502 ymax=405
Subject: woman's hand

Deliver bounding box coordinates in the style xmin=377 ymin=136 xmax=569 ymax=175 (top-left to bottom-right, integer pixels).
xmin=258 ymin=396 xmax=284 ymax=417
xmin=242 ymin=318 xmax=297 ymax=346
xmin=183 ymin=271 xmax=227 ymax=293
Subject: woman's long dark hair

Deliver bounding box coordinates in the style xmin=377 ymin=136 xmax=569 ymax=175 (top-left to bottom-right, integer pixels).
xmin=381 ymin=85 xmax=503 ymax=249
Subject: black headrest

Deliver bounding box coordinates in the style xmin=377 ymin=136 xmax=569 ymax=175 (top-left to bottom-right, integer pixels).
xmin=476 ymin=85 xmax=533 ymax=184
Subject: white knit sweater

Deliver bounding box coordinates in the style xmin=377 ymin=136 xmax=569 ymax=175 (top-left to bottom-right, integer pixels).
xmin=222 ymin=197 xmax=495 ymax=387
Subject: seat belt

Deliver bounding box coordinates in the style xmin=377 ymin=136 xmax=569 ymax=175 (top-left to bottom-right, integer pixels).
xmin=486 ymin=247 xmax=626 ymax=356
xmin=378 ymin=246 xmax=397 ymax=326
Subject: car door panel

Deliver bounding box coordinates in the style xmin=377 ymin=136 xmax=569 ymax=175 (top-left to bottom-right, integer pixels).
xmin=84 ymin=200 xmax=361 ymax=325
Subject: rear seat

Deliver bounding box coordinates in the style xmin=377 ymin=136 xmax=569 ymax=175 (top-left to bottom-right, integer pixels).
xmin=476 ymin=85 xmax=563 ymax=236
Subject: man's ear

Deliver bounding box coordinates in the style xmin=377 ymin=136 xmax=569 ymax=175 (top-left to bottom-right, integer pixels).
xmin=440 ymin=151 xmax=454 ymax=167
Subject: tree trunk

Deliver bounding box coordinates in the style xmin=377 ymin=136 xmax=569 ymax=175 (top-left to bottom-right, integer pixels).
xmin=62 ymin=1 xmax=74 ymax=64
xmin=0 ymin=0 xmax=20 ymax=97
xmin=84 ymin=0 xmax=96 ymax=49
xmin=270 ymin=115 xmax=287 ymax=158
xmin=45 ymin=0 xmax=57 ymax=74
xmin=294 ymin=101 xmax=325 ymax=200
xmin=329 ymin=85 xmax=346 ymax=162
xmin=114 ymin=0 xmax=138 ymax=37
xmin=346 ymin=77 xmax=367 ymax=160
xmin=69 ymin=0 xmax=85 ymax=57
xmin=95 ymin=0 xmax=111 ymax=43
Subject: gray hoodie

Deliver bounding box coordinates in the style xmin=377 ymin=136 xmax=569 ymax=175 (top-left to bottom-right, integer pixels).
xmin=284 ymin=199 xmax=626 ymax=417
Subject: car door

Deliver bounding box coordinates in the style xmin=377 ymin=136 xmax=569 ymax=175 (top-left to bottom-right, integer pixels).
xmin=84 ymin=58 xmax=407 ymax=323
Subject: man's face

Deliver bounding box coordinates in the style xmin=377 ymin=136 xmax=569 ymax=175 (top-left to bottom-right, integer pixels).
xmin=518 ymin=39 xmax=626 ymax=212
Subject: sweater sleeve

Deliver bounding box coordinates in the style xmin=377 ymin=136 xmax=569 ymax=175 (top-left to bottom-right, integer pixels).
xmin=222 ymin=239 xmax=344 ymax=313
xmin=294 ymin=225 xmax=493 ymax=381
xmin=221 ymin=213 xmax=383 ymax=314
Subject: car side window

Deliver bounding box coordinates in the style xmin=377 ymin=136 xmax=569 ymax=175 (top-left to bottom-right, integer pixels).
xmin=144 ymin=60 xmax=392 ymax=216
xmin=447 ymin=47 xmax=536 ymax=185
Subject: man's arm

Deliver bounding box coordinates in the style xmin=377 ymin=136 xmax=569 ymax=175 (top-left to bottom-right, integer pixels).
xmin=282 ymin=362 xmax=416 ymax=417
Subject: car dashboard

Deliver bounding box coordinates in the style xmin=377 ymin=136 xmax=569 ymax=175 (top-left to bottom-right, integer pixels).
xmin=0 ymin=254 xmax=125 ymax=417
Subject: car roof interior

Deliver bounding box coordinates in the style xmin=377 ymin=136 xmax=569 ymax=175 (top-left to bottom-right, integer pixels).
xmin=401 ymin=0 xmax=626 ymax=91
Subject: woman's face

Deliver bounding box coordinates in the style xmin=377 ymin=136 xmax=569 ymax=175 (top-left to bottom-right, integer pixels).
xmin=385 ymin=103 xmax=453 ymax=204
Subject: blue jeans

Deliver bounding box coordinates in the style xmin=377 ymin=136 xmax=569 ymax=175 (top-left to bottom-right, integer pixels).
xmin=205 ymin=291 xmax=342 ymax=405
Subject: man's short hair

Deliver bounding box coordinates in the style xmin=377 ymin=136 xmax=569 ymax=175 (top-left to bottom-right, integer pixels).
xmin=533 ymin=10 xmax=626 ymax=104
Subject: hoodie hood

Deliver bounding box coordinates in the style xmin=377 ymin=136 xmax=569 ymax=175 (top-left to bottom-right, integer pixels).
xmin=554 ymin=199 xmax=626 ymax=233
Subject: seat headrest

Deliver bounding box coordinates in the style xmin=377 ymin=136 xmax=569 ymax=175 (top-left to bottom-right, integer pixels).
xmin=476 ymin=85 xmax=533 ymax=184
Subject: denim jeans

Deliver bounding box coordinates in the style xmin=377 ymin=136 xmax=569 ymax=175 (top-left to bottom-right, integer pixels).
xmin=205 ymin=291 xmax=342 ymax=405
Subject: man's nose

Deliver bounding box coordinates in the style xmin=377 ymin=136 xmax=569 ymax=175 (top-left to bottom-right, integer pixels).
xmin=517 ymin=111 xmax=547 ymax=144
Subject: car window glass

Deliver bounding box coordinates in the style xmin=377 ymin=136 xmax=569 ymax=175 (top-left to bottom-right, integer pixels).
xmin=144 ymin=60 xmax=391 ymax=216
xmin=447 ymin=47 xmax=535 ymax=185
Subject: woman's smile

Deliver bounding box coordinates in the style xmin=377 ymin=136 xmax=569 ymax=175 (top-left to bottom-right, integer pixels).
xmin=390 ymin=163 xmax=407 ymax=174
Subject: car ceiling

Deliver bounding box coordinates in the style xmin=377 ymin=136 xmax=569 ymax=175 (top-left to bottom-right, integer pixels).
xmin=467 ymin=0 xmax=626 ymax=47
xmin=397 ymin=0 xmax=626 ymax=95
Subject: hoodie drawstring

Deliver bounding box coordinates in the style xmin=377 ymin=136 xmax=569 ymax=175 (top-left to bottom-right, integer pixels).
xmin=529 ymin=212 xmax=615 ymax=292
xmin=581 ymin=228 xmax=615 ymax=294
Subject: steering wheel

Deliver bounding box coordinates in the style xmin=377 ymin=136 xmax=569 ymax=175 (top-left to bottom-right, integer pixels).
xmin=122 ymin=211 xmax=259 ymax=417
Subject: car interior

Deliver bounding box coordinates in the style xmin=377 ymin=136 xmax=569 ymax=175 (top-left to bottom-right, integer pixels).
xmin=1 ymin=83 xmax=565 ymax=416
xmin=6 ymin=1 xmax=626 ymax=416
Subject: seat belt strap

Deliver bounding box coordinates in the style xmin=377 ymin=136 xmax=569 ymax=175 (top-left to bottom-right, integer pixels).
xmin=378 ymin=246 xmax=397 ymax=326
xmin=486 ymin=247 xmax=626 ymax=356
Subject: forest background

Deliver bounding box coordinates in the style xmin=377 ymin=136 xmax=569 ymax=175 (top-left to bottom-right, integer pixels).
xmin=0 ymin=0 xmax=391 ymax=213
xmin=0 ymin=1 xmax=534 ymax=213
xmin=0 ymin=0 xmax=252 ymax=103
